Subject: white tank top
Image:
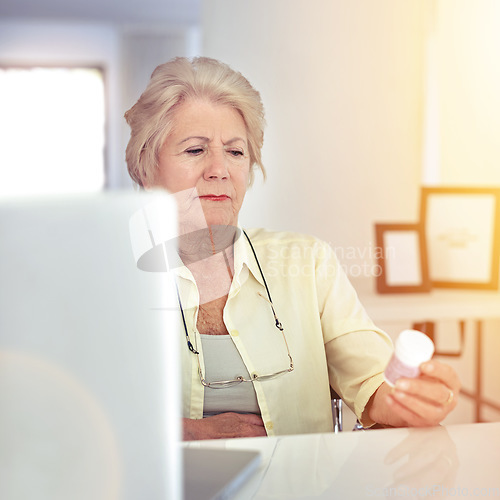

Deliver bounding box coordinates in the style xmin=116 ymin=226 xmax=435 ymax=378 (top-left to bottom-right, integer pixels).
xmin=200 ymin=334 xmax=260 ymax=417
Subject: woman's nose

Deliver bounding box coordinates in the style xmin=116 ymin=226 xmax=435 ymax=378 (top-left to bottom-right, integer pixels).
xmin=203 ymin=148 xmax=229 ymax=179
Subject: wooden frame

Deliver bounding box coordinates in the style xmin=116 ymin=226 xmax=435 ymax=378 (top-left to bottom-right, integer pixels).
xmin=375 ymin=223 xmax=431 ymax=294
xmin=420 ymin=187 xmax=500 ymax=289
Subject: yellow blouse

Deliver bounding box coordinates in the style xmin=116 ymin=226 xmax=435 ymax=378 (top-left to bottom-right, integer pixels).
xmin=176 ymin=228 xmax=393 ymax=436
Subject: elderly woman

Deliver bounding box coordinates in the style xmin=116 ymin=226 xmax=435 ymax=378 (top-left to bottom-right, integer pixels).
xmin=125 ymin=57 xmax=460 ymax=440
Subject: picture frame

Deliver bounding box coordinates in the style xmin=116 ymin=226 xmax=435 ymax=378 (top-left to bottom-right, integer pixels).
xmin=420 ymin=187 xmax=500 ymax=289
xmin=375 ymin=223 xmax=431 ymax=294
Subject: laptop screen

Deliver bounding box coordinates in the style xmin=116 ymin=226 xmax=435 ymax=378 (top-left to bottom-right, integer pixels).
xmin=0 ymin=192 xmax=181 ymax=500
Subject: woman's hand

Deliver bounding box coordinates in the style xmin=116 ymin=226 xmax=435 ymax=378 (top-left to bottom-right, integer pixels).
xmin=183 ymin=412 xmax=267 ymax=441
xmin=367 ymin=360 xmax=461 ymax=427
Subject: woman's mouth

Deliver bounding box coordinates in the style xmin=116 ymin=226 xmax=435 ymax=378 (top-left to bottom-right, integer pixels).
xmin=198 ymin=195 xmax=230 ymax=201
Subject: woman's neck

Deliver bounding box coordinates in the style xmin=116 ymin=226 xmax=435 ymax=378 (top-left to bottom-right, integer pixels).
xmin=179 ymin=225 xmax=236 ymax=304
xmin=178 ymin=225 xmax=237 ymax=264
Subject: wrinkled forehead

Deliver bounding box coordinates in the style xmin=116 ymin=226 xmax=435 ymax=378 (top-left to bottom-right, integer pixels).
xmin=163 ymin=97 xmax=249 ymax=147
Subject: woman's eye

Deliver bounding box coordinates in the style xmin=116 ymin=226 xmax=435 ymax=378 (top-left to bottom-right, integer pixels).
xmin=227 ymin=149 xmax=244 ymax=157
xmin=186 ymin=147 xmax=205 ymax=155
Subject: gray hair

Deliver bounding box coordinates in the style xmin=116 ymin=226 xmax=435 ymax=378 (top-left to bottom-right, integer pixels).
xmin=124 ymin=56 xmax=266 ymax=187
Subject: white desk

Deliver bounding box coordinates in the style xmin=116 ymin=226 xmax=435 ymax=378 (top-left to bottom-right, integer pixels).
xmin=188 ymin=422 xmax=500 ymax=499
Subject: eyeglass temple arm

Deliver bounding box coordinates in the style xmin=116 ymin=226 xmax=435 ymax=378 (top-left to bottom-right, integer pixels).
xmin=175 ymin=280 xmax=199 ymax=355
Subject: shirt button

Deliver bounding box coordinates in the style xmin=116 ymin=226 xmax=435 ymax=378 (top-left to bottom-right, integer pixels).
xmin=231 ymin=330 xmax=239 ymax=337
xmin=265 ymin=421 xmax=274 ymax=431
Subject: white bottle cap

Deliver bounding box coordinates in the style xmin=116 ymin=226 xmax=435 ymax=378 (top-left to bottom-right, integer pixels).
xmin=394 ymin=329 xmax=435 ymax=367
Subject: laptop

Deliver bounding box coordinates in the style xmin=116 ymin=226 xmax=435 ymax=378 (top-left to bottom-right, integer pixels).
xmin=0 ymin=191 xmax=260 ymax=500
xmin=183 ymin=447 xmax=261 ymax=500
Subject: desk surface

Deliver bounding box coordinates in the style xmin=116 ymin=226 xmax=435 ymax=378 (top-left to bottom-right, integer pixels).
xmin=187 ymin=422 xmax=500 ymax=499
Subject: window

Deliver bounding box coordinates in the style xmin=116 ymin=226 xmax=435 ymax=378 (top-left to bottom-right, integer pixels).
xmin=0 ymin=66 xmax=106 ymax=197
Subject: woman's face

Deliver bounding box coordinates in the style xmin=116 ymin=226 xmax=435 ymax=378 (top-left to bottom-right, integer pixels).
xmin=153 ymin=98 xmax=251 ymax=228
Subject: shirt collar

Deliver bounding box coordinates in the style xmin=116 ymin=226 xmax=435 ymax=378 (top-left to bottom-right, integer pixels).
xmin=233 ymin=227 xmax=266 ymax=288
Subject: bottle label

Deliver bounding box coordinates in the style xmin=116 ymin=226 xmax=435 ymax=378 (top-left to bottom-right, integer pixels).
xmin=384 ymin=352 xmax=420 ymax=387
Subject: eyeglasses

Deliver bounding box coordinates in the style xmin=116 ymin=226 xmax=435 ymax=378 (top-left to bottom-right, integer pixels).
xmin=176 ymin=230 xmax=294 ymax=389
xmin=187 ymin=292 xmax=293 ymax=389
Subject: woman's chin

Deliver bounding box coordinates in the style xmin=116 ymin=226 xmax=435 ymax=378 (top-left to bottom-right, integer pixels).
xmin=203 ymin=210 xmax=238 ymax=228
xmin=206 ymin=219 xmax=237 ymax=228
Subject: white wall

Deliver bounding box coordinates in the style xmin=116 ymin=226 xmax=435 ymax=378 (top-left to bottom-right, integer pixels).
xmin=432 ymin=0 xmax=500 ymax=185
xmin=201 ymin=0 xmax=425 ymax=287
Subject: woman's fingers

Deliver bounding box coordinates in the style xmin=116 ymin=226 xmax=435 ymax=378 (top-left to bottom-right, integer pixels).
xmin=387 ymin=389 xmax=450 ymax=426
xmin=394 ymin=377 xmax=454 ymax=406
xmin=386 ymin=360 xmax=461 ymax=426
xmin=420 ymin=360 xmax=461 ymax=393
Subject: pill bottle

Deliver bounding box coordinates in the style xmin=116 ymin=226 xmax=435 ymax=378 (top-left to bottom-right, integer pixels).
xmin=384 ymin=329 xmax=435 ymax=387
